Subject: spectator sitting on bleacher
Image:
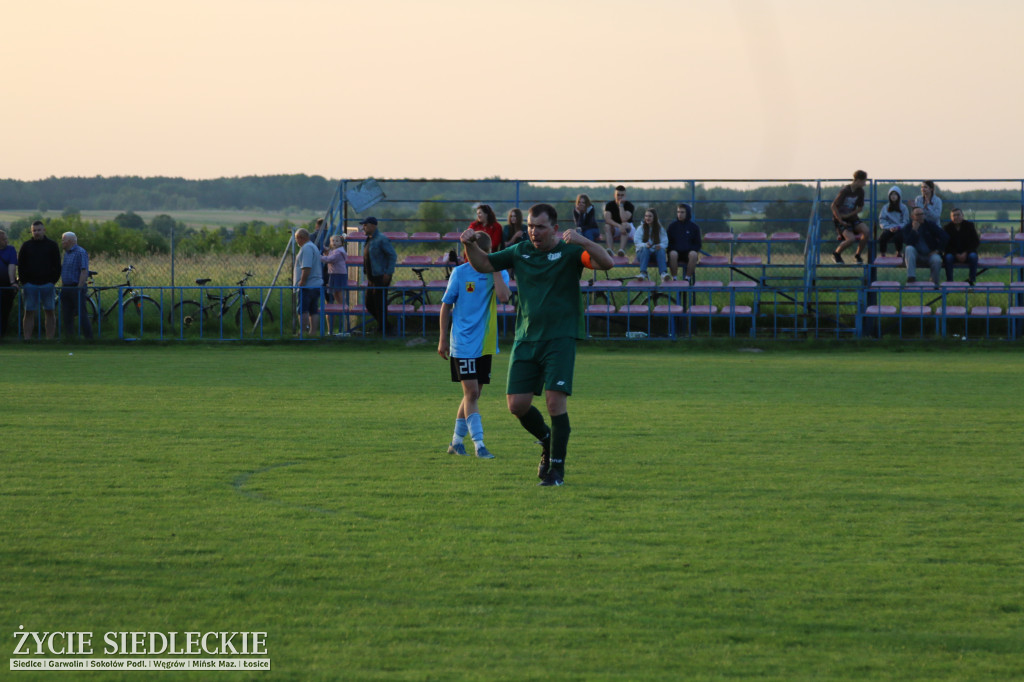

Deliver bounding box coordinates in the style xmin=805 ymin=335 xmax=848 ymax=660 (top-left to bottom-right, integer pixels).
xmin=830 ymin=170 xmax=869 ymax=264
xmin=503 ymin=208 xmax=527 ymax=247
xmin=320 ymin=234 xmax=347 ymax=305
xmin=943 ymin=208 xmax=980 ymax=285
xmin=470 ymin=204 xmax=504 ymax=254
xmin=901 ymin=207 xmax=948 ymax=285
xmin=914 ymin=181 xmax=943 ymax=228
xmin=573 ymin=194 xmax=600 ymax=242
xmin=877 ymin=185 xmax=909 ymax=257
xmin=635 ymin=208 xmax=669 ymax=282
xmin=603 ymin=185 xmax=635 ymax=258
xmin=666 ymin=203 xmax=701 ymax=282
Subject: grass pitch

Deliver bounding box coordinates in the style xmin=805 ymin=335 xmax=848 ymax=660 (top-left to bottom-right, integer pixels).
xmin=3 ymin=343 xmax=1024 ymax=680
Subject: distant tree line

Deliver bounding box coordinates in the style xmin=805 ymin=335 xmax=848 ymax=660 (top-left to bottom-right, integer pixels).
xmin=4 ymin=175 xmax=1022 ymax=215
xmin=0 ymin=175 xmax=336 ymax=212
xmin=4 ymin=210 xmax=300 ymax=257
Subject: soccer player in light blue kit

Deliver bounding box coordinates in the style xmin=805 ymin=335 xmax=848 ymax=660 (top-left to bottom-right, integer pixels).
xmin=438 ymin=231 xmax=511 ymax=459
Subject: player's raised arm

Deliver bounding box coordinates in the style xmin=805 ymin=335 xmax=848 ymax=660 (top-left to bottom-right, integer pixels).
xmin=461 ymin=228 xmax=495 ymax=273
xmin=563 ymin=229 xmax=614 ymax=270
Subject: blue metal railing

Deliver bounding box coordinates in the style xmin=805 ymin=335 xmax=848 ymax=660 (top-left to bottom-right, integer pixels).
xmin=5 ymin=279 xmax=1024 ymax=342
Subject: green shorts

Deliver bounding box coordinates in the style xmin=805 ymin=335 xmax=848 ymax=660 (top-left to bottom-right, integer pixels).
xmin=506 ymin=337 xmax=577 ymax=396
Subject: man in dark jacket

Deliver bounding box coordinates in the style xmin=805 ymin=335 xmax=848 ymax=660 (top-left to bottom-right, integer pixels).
xmin=901 ymin=207 xmax=948 ymax=285
xmin=18 ymin=221 xmax=61 ymax=339
xmin=943 ymin=208 xmax=980 ymax=284
xmin=666 ymin=203 xmax=702 ymax=281
xmin=360 ymin=217 xmax=397 ymax=335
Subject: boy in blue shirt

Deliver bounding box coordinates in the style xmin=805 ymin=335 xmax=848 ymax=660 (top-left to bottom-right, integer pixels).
xmin=438 ymin=231 xmax=511 ymax=459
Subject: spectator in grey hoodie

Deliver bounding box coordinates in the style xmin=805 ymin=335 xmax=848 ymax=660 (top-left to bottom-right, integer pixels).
xmin=877 ymin=185 xmax=909 ymax=257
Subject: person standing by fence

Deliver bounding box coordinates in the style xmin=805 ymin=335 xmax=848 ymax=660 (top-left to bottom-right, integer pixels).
xmin=360 ymin=217 xmax=396 ymax=336
xmin=59 ymin=232 xmax=92 ymax=339
xmin=0 ymin=229 xmax=18 ymax=338
xmin=18 ymin=220 xmax=61 ymax=340
xmin=293 ymin=228 xmax=323 ymax=336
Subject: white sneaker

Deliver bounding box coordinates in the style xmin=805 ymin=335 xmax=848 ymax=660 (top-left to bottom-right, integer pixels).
xmin=661 ymin=273 xmax=671 ymax=282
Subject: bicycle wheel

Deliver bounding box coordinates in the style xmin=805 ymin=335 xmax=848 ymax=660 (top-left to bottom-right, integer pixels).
xmin=243 ymin=300 xmax=273 ymax=325
xmin=387 ymin=290 xmax=425 ymax=309
xmin=86 ymin=297 xmax=99 ymax=328
xmin=121 ymin=295 xmax=163 ymax=334
xmin=169 ymin=300 xmax=205 ymax=329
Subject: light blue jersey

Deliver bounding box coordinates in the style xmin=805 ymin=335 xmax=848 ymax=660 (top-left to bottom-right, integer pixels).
xmin=442 ymin=263 xmax=510 ymax=358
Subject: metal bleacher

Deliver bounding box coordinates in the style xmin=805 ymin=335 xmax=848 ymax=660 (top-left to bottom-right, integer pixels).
xmin=317 ymin=178 xmax=1024 ymax=341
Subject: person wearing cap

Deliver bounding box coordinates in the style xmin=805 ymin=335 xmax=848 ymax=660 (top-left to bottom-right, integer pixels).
xmin=59 ymin=231 xmax=92 ymax=339
xmin=830 ymin=169 xmax=870 ymax=264
xmin=360 ymin=217 xmax=397 ymax=335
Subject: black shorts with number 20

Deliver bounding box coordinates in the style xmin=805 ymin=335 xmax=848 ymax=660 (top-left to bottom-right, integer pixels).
xmin=449 ymin=355 xmax=493 ymax=384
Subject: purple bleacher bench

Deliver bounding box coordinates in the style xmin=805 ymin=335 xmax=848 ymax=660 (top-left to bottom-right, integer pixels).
xmin=770 ymin=231 xmax=802 ymax=241
xmin=401 ymin=255 xmax=433 ymax=266
xmin=864 ymin=305 xmax=897 ymax=315
xmin=901 ymin=306 xmax=932 ymax=316
xmin=978 ymin=256 xmax=1007 ymax=267
xmin=699 ymin=256 xmax=730 ymax=266
xmin=873 ymin=256 xmax=903 ymax=266
xmin=732 ymin=256 xmax=763 ymax=266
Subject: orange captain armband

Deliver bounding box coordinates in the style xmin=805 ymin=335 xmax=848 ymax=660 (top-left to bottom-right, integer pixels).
xmin=581 ymin=250 xmax=594 ymax=269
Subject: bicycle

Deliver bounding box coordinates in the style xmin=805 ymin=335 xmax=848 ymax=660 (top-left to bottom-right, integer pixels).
xmin=168 ymin=272 xmax=274 ymax=329
xmin=83 ymin=265 xmax=163 ymax=332
xmin=384 ymin=251 xmax=459 ymax=309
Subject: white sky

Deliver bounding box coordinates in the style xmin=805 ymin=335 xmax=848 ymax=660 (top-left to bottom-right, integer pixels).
xmin=2 ymin=0 xmax=1022 ymax=182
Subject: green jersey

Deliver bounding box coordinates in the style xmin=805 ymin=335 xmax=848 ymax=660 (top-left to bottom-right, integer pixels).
xmin=488 ymin=240 xmax=590 ymax=341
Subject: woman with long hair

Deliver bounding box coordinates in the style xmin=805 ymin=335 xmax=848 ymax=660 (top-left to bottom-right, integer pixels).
xmin=573 ymin=194 xmax=600 ymax=241
xmin=469 ymin=204 xmax=503 ymax=253
xmin=635 ymin=208 xmax=669 ymax=281
xmin=503 ymin=208 xmax=526 ymax=246
xmin=914 ymin=181 xmax=943 ymax=227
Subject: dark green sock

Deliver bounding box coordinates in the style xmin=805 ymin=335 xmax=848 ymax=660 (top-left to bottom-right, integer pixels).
xmin=550 ymin=412 xmax=570 ymax=473
xmin=517 ymin=406 xmax=550 ymax=444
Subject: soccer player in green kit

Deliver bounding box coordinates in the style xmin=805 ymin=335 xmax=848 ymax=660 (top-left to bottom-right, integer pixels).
xmin=460 ymin=203 xmax=614 ymax=486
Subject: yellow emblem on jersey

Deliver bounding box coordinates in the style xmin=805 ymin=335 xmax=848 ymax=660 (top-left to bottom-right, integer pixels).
xmin=466 ymin=281 xmax=475 ymax=293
